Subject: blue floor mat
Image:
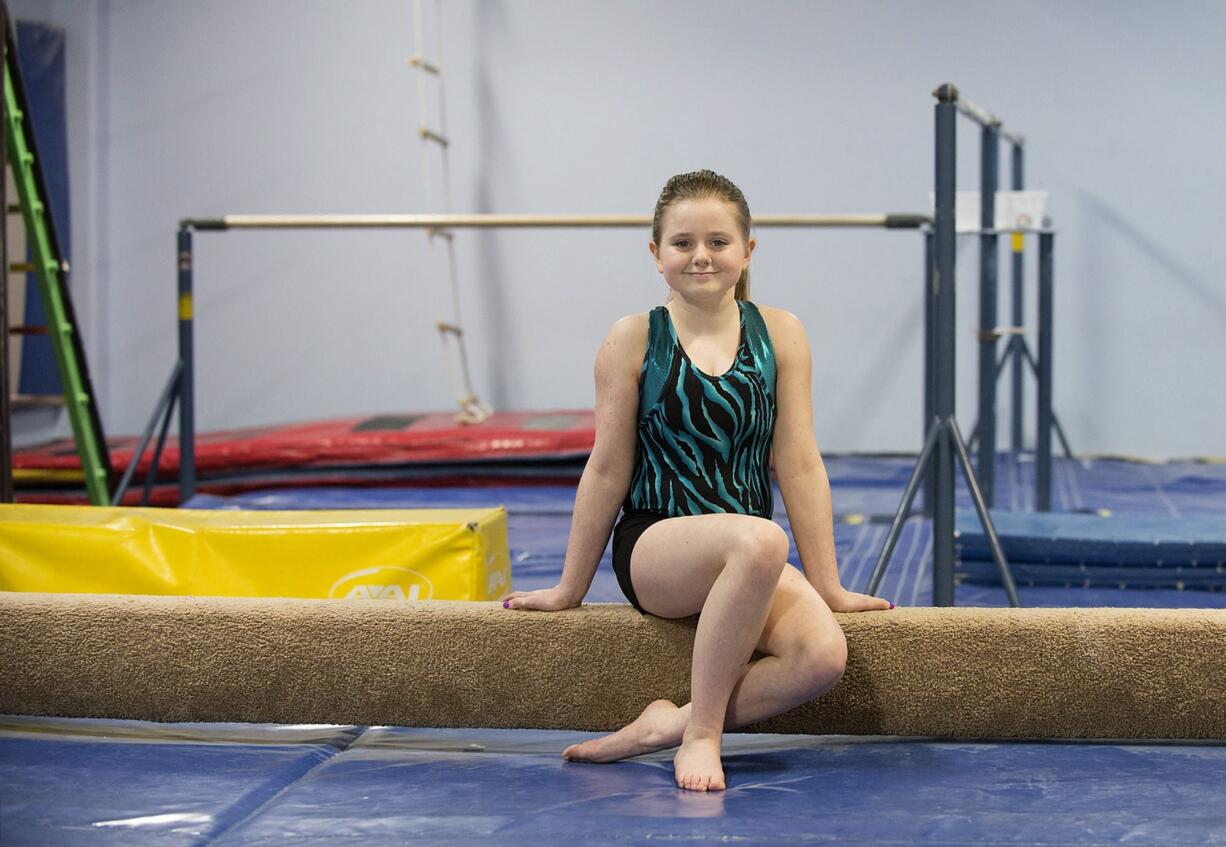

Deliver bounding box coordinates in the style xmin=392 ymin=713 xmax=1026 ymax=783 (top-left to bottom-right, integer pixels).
xmin=5 ymin=717 xmax=1226 ymax=846
xmin=823 ymin=453 xmax=1226 ymax=517
xmin=0 ymin=717 xmax=361 ymax=846
xmin=184 ymin=453 xmax=1226 ymax=521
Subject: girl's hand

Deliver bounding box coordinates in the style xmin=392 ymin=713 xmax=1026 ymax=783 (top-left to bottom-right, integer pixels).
xmin=823 ymin=586 xmax=895 ymax=613
xmin=501 ymin=585 xmax=582 ymax=612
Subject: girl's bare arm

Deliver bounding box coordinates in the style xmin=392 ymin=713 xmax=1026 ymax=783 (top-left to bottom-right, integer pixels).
xmin=763 ymin=306 xmax=892 ymax=612
xmin=502 ymin=314 xmax=646 ymax=610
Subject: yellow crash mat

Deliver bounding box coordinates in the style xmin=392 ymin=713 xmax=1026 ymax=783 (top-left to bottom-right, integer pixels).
xmin=0 ymin=504 xmax=510 ymax=601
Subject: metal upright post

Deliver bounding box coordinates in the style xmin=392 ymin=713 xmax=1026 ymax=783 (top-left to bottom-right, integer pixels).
xmin=0 ymin=1 xmax=10 ymax=504
xmin=867 ymin=84 xmax=1019 ymax=607
xmin=1036 ymin=232 xmax=1054 ymax=512
xmin=976 ymin=125 xmax=999 ymax=507
xmin=922 ymin=228 xmax=935 ymax=518
xmin=1010 ymin=143 xmax=1025 ymax=452
xmin=5 ymin=24 xmax=112 ymax=504
xmin=932 ymin=86 xmax=959 ymax=606
xmin=177 ymin=227 xmax=195 ymax=503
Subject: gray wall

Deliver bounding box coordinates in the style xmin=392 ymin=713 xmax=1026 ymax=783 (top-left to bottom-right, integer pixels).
xmin=12 ymin=0 xmax=1226 ymax=458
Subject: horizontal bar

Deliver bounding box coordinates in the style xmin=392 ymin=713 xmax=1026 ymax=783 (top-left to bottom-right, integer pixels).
xmin=955 ymin=227 xmax=1055 ymax=236
xmin=181 ymin=213 xmax=933 ymax=231
xmin=935 ymin=84 xmax=1026 ymax=148
xmin=955 ymin=95 xmax=1002 ymax=129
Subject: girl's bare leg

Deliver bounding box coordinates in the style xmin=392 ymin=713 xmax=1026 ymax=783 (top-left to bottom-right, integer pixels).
xmin=563 ymin=515 xmax=848 ymax=791
xmin=562 ymin=567 xmax=845 ymax=771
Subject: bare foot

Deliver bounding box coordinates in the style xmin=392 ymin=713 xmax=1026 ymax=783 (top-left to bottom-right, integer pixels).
xmin=674 ymin=727 xmax=725 ymax=791
xmin=562 ymin=700 xmax=685 ymax=763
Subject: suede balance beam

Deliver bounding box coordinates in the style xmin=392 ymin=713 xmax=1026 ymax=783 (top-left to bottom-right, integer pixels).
xmin=2 ymin=592 xmax=1223 ymax=740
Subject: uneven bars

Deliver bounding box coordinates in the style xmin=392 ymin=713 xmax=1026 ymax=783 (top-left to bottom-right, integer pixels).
xmin=181 ymin=213 xmax=931 ymax=231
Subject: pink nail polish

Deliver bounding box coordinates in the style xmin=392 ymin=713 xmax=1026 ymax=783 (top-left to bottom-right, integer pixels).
xmin=889 ymin=602 xmax=896 ymax=609
xmin=503 ymin=601 xmax=510 ymax=609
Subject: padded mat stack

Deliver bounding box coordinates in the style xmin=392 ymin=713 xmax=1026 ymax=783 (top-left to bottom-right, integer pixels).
xmin=957 ymin=510 xmax=1226 ymax=591
xmin=13 ymin=410 xmax=595 ymax=505
xmin=0 ymin=504 xmax=511 ymax=602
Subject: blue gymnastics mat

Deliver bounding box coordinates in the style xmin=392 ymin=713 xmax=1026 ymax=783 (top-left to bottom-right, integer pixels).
xmin=957 ymin=510 xmax=1226 ymax=591
xmin=184 ymin=446 xmax=1226 ymax=524
xmin=958 ymin=511 xmax=1226 ymax=566
xmin=822 ymin=453 xmax=1226 ymax=517
xmin=4 ymin=715 xmax=1226 ymax=845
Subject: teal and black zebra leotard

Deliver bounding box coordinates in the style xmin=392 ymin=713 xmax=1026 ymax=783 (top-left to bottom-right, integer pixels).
xmin=625 ymin=300 xmax=777 ymax=518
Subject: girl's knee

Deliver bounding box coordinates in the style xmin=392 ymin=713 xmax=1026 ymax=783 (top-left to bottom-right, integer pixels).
xmin=797 ymin=626 xmax=848 ymax=695
xmin=825 ymin=627 xmax=849 ymax=681
xmin=731 ymin=519 xmax=790 ymax=574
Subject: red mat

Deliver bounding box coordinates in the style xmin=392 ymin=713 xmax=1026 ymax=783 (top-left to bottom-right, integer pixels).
xmin=15 ymin=410 xmax=596 ymax=477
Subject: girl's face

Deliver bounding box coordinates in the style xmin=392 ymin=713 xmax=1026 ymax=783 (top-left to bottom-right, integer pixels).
xmin=650 ymin=198 xmax=755 ymax=303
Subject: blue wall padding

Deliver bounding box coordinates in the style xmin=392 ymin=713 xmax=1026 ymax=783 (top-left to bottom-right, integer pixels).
xmin=14 ymin=21 xmax=71 ymax=397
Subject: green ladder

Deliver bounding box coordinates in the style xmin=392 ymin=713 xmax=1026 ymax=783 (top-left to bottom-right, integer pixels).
xmin=3 ymin=21 xmax=111 ymax=504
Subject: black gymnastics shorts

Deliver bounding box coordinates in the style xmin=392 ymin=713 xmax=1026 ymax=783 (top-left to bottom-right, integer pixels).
xmin=611 ymin=509 xmax=671 ymax=614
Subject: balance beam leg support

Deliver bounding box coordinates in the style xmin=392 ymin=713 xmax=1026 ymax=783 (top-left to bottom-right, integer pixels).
xmin=2 ymin=593 xmax=1223 ymax=740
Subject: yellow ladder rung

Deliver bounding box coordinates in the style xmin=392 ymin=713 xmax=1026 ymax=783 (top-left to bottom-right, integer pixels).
xmin=10 ymin=393 xmax=66 ymax=408
xmin=13 ymin=468 xmax=84 ymax=483
xmin=412 ymin=0 xmax=492 ymax=423
xmin=975 ymin=326 xmax=1028 ymax=341
xmin=11 ymin=259 xmax=71 ymax=273
xmin=408 ymin=54 xmax=441 ymax=75
xmin=418 ymin=127 xmax=450 ymax=147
